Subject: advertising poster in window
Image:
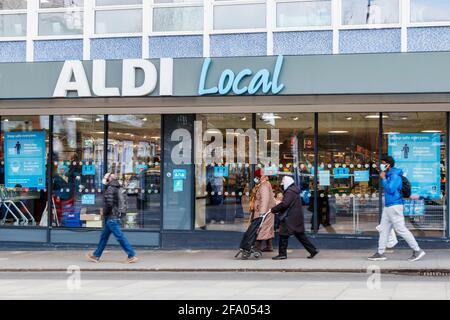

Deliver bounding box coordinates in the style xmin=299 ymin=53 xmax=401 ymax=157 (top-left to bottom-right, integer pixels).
xmin=388 ymin=133 xmax=441 ymax=199
xmin=4 ymin=131 xmax=46 ymax=189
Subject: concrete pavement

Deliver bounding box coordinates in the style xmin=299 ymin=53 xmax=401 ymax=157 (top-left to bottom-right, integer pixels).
xmin=0 ymin=249 xmax=450 ymax=273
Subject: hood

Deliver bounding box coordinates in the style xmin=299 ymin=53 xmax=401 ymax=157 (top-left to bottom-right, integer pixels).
xmin=282 ymin=176 xmax=295 ymax=191
xmin=387 ymin=167 xmax=403 ymax=177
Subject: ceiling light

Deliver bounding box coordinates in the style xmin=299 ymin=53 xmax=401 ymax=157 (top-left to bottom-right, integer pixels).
xmin=384 ymin=132 xmax=400 ymax=135
xmin=328 ymin=130 xmax=349 ymax=134
xmin=3 ymin=119 xmax=8 ymax=122
xmin=143 ymin=118 xmax=147 ymax=121
xmin=365 ymin=115 xmax=388 ymax=119
xmin=293 ymin=117 xmax=299 ymax=121
xmin=67 ymin=116 xmax=86 ymax=122
xmin=151 ymin=136 xmax=160 ymax=139
xmin=421 ymin=130 xmax=441 ymax=133
xmin=240 ymin=117 xmax=247 ymax=121
xmin=346 ymin=117 xmax=352 ymax=120
xmin=401 ymin=117 xmax=408 ymax=120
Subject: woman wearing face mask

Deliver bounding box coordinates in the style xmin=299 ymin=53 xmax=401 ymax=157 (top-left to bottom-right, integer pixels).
xmin=270 ymin=176 xmax=319 ymax=260
xmin=248 ymin=169 xmax=276 ymax=252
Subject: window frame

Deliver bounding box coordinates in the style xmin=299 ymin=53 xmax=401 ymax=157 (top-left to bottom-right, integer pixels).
xmin=0 ymin=2 xmax=27 ymax=41
xmin=36 ymin=0 xmax=84 ymax=40
xmin=150 ymin=0 xmax=204 ymax=36
xmin=274 ymin=0 xmax=333 ymax=32
xmin=339 ymin=0 xmax=402 ymax=30
xmin=92 ymin=2 xmax=144 ymax=38
xmin=211 ymin=0 xmax=268 ymax=34
xmin=408 ymin=0 xmax=450 ymax=28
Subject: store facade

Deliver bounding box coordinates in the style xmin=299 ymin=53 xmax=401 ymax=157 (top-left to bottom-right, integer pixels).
xmin=0 ymin=52 xmax=449 ymax=248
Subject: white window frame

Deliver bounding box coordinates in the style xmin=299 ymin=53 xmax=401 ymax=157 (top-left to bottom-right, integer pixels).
xmin=92 ymin=1 xmax=144 ymax=38
xmin=273 ymin=0 xmax=333 ymax=32
xmin=35 ymin=0 xmax=84 ymax=40
xmin=211 ymin=0 xmax=268 ymax=34
xmin=150 ymin=0 xmax=204 ymax=36
xmin=0 ymin=2 xmax=28 ymax=42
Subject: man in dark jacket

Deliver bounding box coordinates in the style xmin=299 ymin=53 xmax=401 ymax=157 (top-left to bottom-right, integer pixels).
xmin=87 ymin=173 xmax=138 ymax=263
xmin=270 ymin=176 xmax=319 ymax=260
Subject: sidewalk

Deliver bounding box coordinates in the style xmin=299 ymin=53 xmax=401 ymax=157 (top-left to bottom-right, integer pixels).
xmin=0 ymin=249 xmax=450 ymax=273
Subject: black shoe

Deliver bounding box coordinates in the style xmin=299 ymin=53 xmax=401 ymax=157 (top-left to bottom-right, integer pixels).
xmin=272 ymin=255 xmax=287 ymax=260
xmin=307 ymin=250 xmax=319 ymax=259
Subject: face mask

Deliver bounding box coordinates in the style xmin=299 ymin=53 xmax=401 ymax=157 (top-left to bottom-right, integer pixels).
xmin=380 ymin=164 xmax=387 ymax=172
xmin=254 ymin=178 xmax=260 ymax=184
xmin=102 ymin=178 xmax=109 ymax=185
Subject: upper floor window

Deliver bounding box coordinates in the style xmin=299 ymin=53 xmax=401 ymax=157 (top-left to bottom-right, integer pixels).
xmin=342 ymin=0 xmax=399 ymax=26
xmin=95 ymin=0 xmax=142 ymax=34
xmin=38 ymin=0 xmax=84 ymax=36
xmin=276 ymin=0 xmax=331 ymax=28
xmin=152 ymin=0 xmax=203 ymax=32
xmin=213 ymin=0 xmax=266 ymax=31
xmin=0 ymin=0 xmax=27 ymax=37
xmin=411 ymin=0 xmax=450 ymax=23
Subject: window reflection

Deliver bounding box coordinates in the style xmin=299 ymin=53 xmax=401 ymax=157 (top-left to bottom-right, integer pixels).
xmin=342 ymin=0 xmax=399 ymax=25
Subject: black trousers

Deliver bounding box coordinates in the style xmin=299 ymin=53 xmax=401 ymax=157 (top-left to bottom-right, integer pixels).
xmin=278 ymin=232 xmax=317 ymax=256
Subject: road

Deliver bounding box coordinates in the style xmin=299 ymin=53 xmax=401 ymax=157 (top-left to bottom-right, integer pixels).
xmin=0 ymin=271 xmax=449 ymax=300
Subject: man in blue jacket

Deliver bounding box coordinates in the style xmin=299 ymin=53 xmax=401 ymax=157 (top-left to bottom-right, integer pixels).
xmin=368 ymin=156 xmax=425 ymax=261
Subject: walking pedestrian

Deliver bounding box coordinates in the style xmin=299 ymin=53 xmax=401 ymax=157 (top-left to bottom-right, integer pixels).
xmin=87 ymin=173 xmax=138 ymax=263
xmin=249 ymin=169 xmax=276 ymax=252
xmin=368 ymin=155 xmax=425 ymax=261
xmin=270 ymin=176 xmax=319 ymax=260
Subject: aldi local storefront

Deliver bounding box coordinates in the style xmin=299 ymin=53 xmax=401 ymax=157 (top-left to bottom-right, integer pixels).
xmin=0 ymin=52 xmax=449 ymax=248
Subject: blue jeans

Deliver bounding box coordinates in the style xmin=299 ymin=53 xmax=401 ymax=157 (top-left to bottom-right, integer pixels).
xmin=93 ymin=218 xmax=136 ymax=259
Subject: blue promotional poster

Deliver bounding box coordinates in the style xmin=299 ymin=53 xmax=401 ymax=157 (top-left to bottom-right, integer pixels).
xmin=4 ymin=131 xmax=46 ymax=189
xmin=333 ymin=167 xmax=350 ymax=179
xmin=388 ymin=133 xmax=441 ymax=199
xmin=354 ymin=170 xmax=370 ymax=182
xmin=82 ymin=164 xmax=96 ymax=176
xmin=213 ymin=166 xmax=228 ymax=178
xmin=81 ymin=194 xmax=96 ymax=205
xmin=173 ymin=168 xmax=187 ymax=179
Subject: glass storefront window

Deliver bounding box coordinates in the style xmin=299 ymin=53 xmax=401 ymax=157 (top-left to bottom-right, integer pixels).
xmin=317 ymin=113 xmax=380 ymax=235
xmin=153 ymin=6 xmax=203 ymax=32
xmin=52 ymin=115 xmax=104 ymax=228
xmin=108 ymin=115 xmax=161 ymax=230
xmin=411 ymin=0 xmax=450 ymax=23
xmin=341 ymin=0 xmax=399 ymax=25
xmin=256 ymin=113 xmax=315 ymax=232
xmin=276 ymin=0 xmax=331 ymax=28
xmin=195 ymin=114 xmax=252 ymax=231
xmin=213 ymin=3 xmax=266 ymax=30
xmin=95 ymin=8 xmax=142 ymax=34
xmin=383 ymin=112 xmax=447 ymax=238
xmin=0 ymin=116 xmax=49 ymax=227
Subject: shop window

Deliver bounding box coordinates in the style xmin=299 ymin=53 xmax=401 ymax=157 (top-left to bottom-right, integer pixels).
xmin=108 ymin=115 xmax=161 ymax=230
xmin=0 ymin=0 xmax=27 ymax=37
xmin=317 ymin=113 xmax=380 ymax=235
xmin=52 ymin=115 xmax=104 ymax=229
xmin=256 ymin=113 xmax=315 ymax=232
xmin=383 ymin=112 xmax=447 ymax=238
xmin=0 ymin=116 xmax=49 ymax=227
xmin=411 ymin=0 xmax=450 ymax=23
xmin=341 ymin=0 xmax=399 ymax=26
xmin=213 ymin=1 xmax=266 ymax=30
xmin=276 ymin=0 xmax=331 ymax=28
xmin=195 ymin=114 xmax=253 ymax=231
xmin=95 ymin=0 xmax=142 ymax=34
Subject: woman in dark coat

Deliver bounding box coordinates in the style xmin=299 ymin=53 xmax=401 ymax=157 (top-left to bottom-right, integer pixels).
xmin=270 ymin=176 xmax=319 ymax=260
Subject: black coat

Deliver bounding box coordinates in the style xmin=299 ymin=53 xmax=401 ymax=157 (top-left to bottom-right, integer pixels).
xmin=271 ymin=184 xmax=305 ymax=235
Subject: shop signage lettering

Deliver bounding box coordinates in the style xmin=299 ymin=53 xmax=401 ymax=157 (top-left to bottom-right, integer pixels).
xmin=198 ymin=55 xmax=285 ymax=96
xmin=53 ymin=59 xmax=159 ymax=97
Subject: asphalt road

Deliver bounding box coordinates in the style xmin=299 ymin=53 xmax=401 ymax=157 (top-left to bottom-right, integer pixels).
xmin=0 ymin=271 xmax=449 ymax=300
